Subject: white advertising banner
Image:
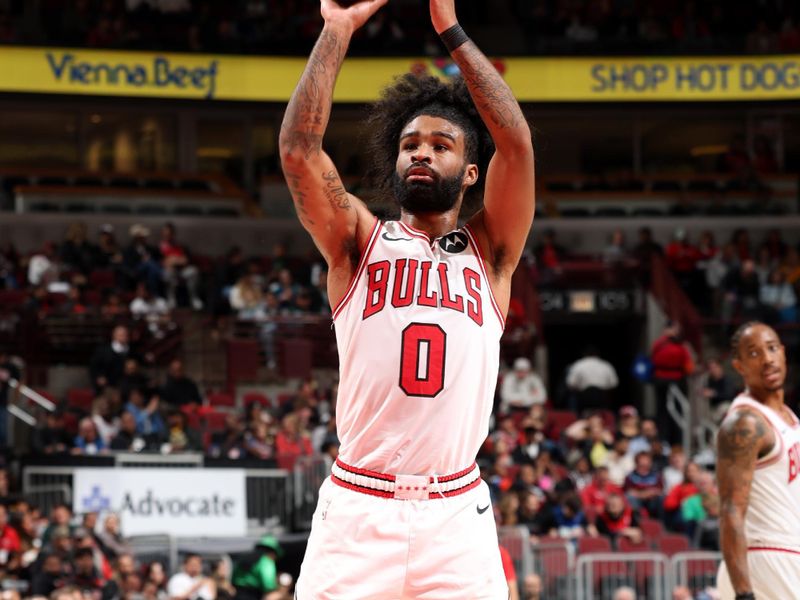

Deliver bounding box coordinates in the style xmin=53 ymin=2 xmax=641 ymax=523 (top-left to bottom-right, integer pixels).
xmin=73 ymin=468 xmax=247 ymax=537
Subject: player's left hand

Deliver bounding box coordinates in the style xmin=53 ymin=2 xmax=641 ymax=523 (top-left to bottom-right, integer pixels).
xmin=429 ymin=0 xmax=458 ymax=33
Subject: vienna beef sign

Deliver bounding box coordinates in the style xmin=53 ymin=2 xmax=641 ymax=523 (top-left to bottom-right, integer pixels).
xmin=73 ymin=469 xmax=246 ymax=537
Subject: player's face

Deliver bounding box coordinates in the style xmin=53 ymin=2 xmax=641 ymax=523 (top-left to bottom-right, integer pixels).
xmin=733 ymin=324 xmax=786 ymax=393
xmin=393 ymin=115 xmax=477 ymax=214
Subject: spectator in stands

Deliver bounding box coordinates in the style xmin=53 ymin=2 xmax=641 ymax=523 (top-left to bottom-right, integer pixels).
xmin=522 ymin=573 xmax=542 ymax=600
xmin=0 ymin=504 xmax=20 ymax=570
xmin=231 ymin=536 xmax=282 ymax=600
xmin=160 ymin=359 xmax=202 ymax=409
xmin=632 ymin=226 xmax=663 ymax=266
xmin=42 ymin=504 xmax=73 ymax=546
xmin=33 ymin=425 xmax=65 ymax=465
xmin=89 ymin=325 xmax=133 ymax=392
xmin=59 ymin=222 xmax=97 ymax=276
xmin=760 ymin=268 xmax=797 ymax=323
xmin=30 ymin=552 xmax=67 ymax=596
xmin=144 ymin=561 xmax=168 ymax=598
xmin=628 ymin=419 xmax=669 ymax=465
xmin=211 ymin=559 xmax=235 ymax=600
xmin=158 ymin=223 xmax=203 ymax=311
xmin=209 ymin=413 xmax=244 ymax=460
xmin=122 ymin=224 xmax=162 ymax=295
xmin=722 ymin=258 xmax=762 ymax=326
xmin=165 ymin=410 xmax=202 ymax=453
xmin=95 ymin=515 xmax=130 ymax=562
xmin=534 ymin=229 xmax=565 ymax=283
xmin=210 ymin=246 xmax=245 ymax=317
xmin=101 ymin=292 xmax=128 ymax=320
xmin=499 ymin=357 xmax=547 ymax=414
xmin=110 ymin=411 xmax=144 ymax=452
xmin=243 ymin=420 xmax=275 ymax=462
xmin=270 ymin=268 xmax=301 ymax=312
xmin=89 ymin=394 xmax=119 ymax=449
xmin=566 ymin=413 xmax=614 ymax=467
xmin=662 ymin=446 xmax=687 ymax=493
xmin=230 ymin=271 xmax=265 ymax=319
xmin=0 ymin=242 xmax=19 ymax=289
xmin=130 ymin=282 xmax=171 ymax=336
xmin=516 ymin=489 xmax=550 ymax=538
xmin=70 ymin=546 xmax=104 ymax=592
xmin=118 ymin=358 xmax=149 ymax=404
xmin=606 ymin=433 xmax=635 ymax=487
xmin=547 ymin=492 xmax=596 ymax=541
xmin=101 ymin=553 xmax=137 ymax=600
xmin=167 ymin=554 xmax=214 ymax=600
xmin=498 ymin=543 xmax=520 ymax=600
xmin=565 ymin=347 xmax=618 ymax=413
xmin=513 ymin=420 xmax=560 ymax=465
xmin=616 ymin=405 xmax=640 ymax=438
xmin=27 ymin=242 xmax=61 ymax=288
xmin=624 ymin=451 xmax=664 ymax=518
xmin=274 ymin=413 xmax=313 ymax=469
xmin=612 ymin=587 xmax=637 ymax=600
xmin=779 ymin=247 xmax=800 ymax=285
xmin=580 ymin=465 xmax=623 ymax=514
xmin=72 ymin=417 xmax=107 ymax=455
xmin=602 ymin=229 xmax=629 ymax=265
xmin=125 ymin=388 xmax=166 ymax=442
xmin=0 ymin=351 xmax=20 ymax=450
xmin=701 ymin=357 xmax=737 ymax=417
xmin=595 ymin=492 xmax=642 ymax=545
xmin=664 ymin=461 xmax=702 ymax=532
xmin=650 ymin=322 xmax=694 ymax=443
xmin=492 ymin=414 xmax=521 ymax=456
xmin=671 ymin=586 xmax=692 ymax=600
xmin=95 ymin=224 xmax=123 ymax=271
xmin=665 ymin=228 xmax=701 ymax=301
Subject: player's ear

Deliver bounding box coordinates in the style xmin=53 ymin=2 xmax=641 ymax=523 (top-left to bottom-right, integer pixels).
xmin=463 ymin=163 xmax=479 ymax=188
xmin=731 ymin=356 xmax=744 ymax=377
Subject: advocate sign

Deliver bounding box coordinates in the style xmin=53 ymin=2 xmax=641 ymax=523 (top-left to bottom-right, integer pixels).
xmin=73 ymin=468 xmax=246 ymax=537
xmin=2 ymin=46 xmax=800 ymax=103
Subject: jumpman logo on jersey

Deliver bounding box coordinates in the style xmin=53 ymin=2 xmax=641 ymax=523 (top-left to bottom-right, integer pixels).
xmin=439 ymin=231 xmax=469 ymax=254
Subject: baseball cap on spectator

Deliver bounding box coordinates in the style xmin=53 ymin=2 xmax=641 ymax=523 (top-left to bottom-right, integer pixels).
xmin=619 ymin=405 xmax=638 ymax=419
xmin=513 ymin=357 xmax=531 ymax=372
xmin=255 ymin=535 xmax=283 ymax=558
xmin=51 ymin=525 xmax=71 ymax=539
xmin=129 ymin=224 xmax=150 ymax=238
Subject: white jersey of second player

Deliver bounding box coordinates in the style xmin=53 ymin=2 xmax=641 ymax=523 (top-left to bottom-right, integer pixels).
xmin=332 ymin=218 xmax=504 ymax=476
xmin=729 ymin=393 xmax=800 ymax=552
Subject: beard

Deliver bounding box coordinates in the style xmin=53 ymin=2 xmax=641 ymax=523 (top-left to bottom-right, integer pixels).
xmin=392 ymin=165 xmax=465 ymax=214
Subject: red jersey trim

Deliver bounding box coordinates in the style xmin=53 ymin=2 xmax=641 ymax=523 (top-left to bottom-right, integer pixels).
xmin=397 ymin=221 xmax=431 ymax=242
xmin=335 ymin=458 xmax=396 ymax=482
xmin=331 ymin=218 xmax=382 ymax=321
xmin=748 ymin=546 xmax=800 ymax=556
xmin=462 ymin=224 xmax=505 ymax=330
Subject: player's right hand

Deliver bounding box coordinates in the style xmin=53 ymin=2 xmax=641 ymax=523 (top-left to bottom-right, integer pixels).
xmin=321 ymin=0 xmax=388 ymax=32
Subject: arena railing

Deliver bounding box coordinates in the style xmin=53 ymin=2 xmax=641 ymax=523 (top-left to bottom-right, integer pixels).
xmin=575 ymin=551 xmax=670 ymax=600
xmin=669 ymin=551 xmax=722 ymax=594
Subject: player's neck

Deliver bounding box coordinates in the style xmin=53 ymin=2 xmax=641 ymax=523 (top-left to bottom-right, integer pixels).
xmin=400 ymin=209 xmax=460 ymax=241
xmin=747 ymin=386 xmax=785 ymax=411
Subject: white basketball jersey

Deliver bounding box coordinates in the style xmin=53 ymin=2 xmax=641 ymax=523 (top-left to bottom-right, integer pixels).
xmin=331 ymin=219 xmax=505 ymax=476
xmin=729 ymin=394 xmax=800 ymax=551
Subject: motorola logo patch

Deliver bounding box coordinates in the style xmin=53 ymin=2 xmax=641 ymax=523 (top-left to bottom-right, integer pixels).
xmin=438 ymin=231 xmax=469 ymax=254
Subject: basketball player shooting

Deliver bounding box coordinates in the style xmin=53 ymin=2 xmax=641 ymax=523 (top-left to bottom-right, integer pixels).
xmin=279 ymin=0 xmax=535 ymax=597
xmin=716 ymin=322 xmax=800 ymax=600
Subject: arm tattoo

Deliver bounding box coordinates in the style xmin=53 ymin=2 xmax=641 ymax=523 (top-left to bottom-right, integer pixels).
xmin=718 ymin=410 xmax=767 ymax=460
xmin=322 ymin=171 xmax=351 ymax=211
xmin=452 ymin=41 xmax=522 ymax=131
xmin=280 ymin=28 xmax=347 ymax=159
xmin=284 ymin=167 xmax=316 ymax=227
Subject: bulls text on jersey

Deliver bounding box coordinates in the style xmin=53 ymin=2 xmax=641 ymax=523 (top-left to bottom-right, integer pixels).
xmin=789 ymin=441 xmax=800 ymax=484
xmin=361 ymin=258 xmax=484 ymax=326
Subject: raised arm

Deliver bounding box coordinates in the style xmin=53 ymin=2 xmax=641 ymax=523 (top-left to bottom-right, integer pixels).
xmin=430 ymin=1 xmax=535 ymax=285
xmin=716 ymin=408 xmax=772 ymax=597
xmin=279 ymin=0 xmax=385 ymax=305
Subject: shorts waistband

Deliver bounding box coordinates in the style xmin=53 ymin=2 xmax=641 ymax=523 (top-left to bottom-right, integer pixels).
xmin=331 ymin=458 xmax=482 ymax=500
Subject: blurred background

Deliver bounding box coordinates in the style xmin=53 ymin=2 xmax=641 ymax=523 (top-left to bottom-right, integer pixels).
xmin=0 ymin=1 xmax=799 ymax=599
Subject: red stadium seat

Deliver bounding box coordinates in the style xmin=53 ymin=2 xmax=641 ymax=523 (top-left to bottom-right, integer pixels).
xmin=577 ymin=535 xmax=612 ymax=554
xmin=655 ymin=533 xmax=691 ymax=556
xmin=639 ymin=518 xmax=664 ymax=539
xmin=618 ymin=537 xmax=651 ymax=553
xmin=67 ymin=388 xmax=95 ymax=412
xmin=204 ymin=411 xmax=228 ymax=433
xmin=207 ymin=392 xmax=235 ymax=408
xmin=88 ymin=269 xmax=116 ymax=289
xmin=242 ymin=392 xmax=272 ymax=408
xmin=545 ymin=410 xmax=578 ymax=440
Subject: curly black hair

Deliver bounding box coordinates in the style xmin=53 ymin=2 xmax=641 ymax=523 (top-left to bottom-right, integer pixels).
xmin=363 ymin=73 xmax=495 ymax=215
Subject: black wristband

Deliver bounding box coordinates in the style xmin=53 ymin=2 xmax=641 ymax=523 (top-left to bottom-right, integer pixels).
xmin=735 ymin=593 xmax=756 ymax=600
xmin=439 ymin=24 xmax=470 ymax=53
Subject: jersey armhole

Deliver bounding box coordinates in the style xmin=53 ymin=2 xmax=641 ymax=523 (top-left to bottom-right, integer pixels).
xmin=331 ymin=217 xmax=381 ymax=321
xmin=463 ymin=224 xmax=506 ymax=330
